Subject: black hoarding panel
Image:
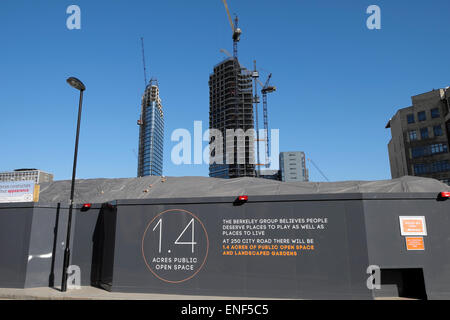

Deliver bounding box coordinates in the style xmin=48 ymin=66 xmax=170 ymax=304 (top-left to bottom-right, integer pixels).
xmin=0 ymin=205 xmax=33 ymax=288
xmin=363 ymin=198 xmax=450 ymax=299
xmin=98 ymin=197 xmax=373 ymax=299
xmin=71 ymin=206 xmax=102 ymax=286
xmin=0 ymin=203 xmax=69 ymax=289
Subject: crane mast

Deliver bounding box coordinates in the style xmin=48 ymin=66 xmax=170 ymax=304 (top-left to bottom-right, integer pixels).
xmin=262 ymin=90 xmax=269 ymax=168
xmin=252 ymin=61 xmax=261 ymax=175
xmin=257 ymin=74 xmax=276 ymax=168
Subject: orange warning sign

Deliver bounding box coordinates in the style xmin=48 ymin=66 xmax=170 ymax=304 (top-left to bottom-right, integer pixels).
xmin=399 ymin=216 xmax=427 ymax=236
xmin=402 ymin=219 xmax=424 ymax=233
xmin=405 ymin=237 xmax=425 ymax=251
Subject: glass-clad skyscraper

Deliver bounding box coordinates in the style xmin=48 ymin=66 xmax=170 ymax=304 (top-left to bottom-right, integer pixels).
xmin=137 ymin=81 xmax=164 ymax=177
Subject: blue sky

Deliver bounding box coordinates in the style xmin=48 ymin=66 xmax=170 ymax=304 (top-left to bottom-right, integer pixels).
xmin=1 ymin=0 xmax=450 ymax=181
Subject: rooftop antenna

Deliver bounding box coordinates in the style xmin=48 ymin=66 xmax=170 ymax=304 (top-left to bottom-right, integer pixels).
xmin=140 ymin=37 xmax=148 ymax=87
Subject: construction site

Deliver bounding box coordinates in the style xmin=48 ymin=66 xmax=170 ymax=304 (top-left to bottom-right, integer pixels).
xmin=208 ymin=1 xmax=278 ymax=179
xmin=2 ymin=1 xmax=450 ymax=302
xmin=1 ymin=175 xmax=450 ymax=300
xmin=137 ymin=36 xmax=164 ymax=178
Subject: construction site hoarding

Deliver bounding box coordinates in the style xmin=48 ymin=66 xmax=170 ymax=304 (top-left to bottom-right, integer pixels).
xmin=0 ymin=203 xmax=69 ymax=288
xmin=94 ymin=193 xmax=450 ymax=299
xmin=1 ymin=178 xmax=450 ymax=299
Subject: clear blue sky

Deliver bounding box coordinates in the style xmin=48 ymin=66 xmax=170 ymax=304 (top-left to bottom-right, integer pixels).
xmin=1 ymin=0 xmax=450 ymax=181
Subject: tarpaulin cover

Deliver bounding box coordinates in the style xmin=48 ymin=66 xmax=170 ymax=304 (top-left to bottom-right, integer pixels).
xmin=38 ymin=175 xmax=450 ymax=204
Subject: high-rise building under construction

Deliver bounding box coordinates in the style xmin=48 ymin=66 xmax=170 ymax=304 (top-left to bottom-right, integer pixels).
xmin=137 ymin=80 xmax=164 ymax=177
xmin=208 ymin=58 xmax=255 ymax=178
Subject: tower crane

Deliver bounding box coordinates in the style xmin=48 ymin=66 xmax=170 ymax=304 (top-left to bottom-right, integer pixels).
xmin=252 ymin=61 xmax=261 ymax=175
xmin=137 ymin=37 xmax=148 ymax=127
xmin=257 ymin=74 xmax=276 ymax=168
xmin=221 ymin=0 xmax=242 ymax=58
xmin=140 ymin=37 xmax=148 ymax=88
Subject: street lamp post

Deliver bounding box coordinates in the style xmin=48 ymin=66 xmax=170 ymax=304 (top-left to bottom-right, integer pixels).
xmin=61 ymin=77 xmax=86 ymax=292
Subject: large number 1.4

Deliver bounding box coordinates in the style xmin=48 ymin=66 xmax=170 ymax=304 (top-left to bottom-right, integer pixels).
xmin=153 ymin=218 xmax=197 ymax=253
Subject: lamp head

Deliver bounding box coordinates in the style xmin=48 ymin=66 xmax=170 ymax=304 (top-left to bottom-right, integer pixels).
xmin=66 ymin=77 xmax=86 ymax=91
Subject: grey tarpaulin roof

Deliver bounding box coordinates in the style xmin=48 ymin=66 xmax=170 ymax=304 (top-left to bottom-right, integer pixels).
xmin=38 ymin=175 xmax=450 ymax=204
